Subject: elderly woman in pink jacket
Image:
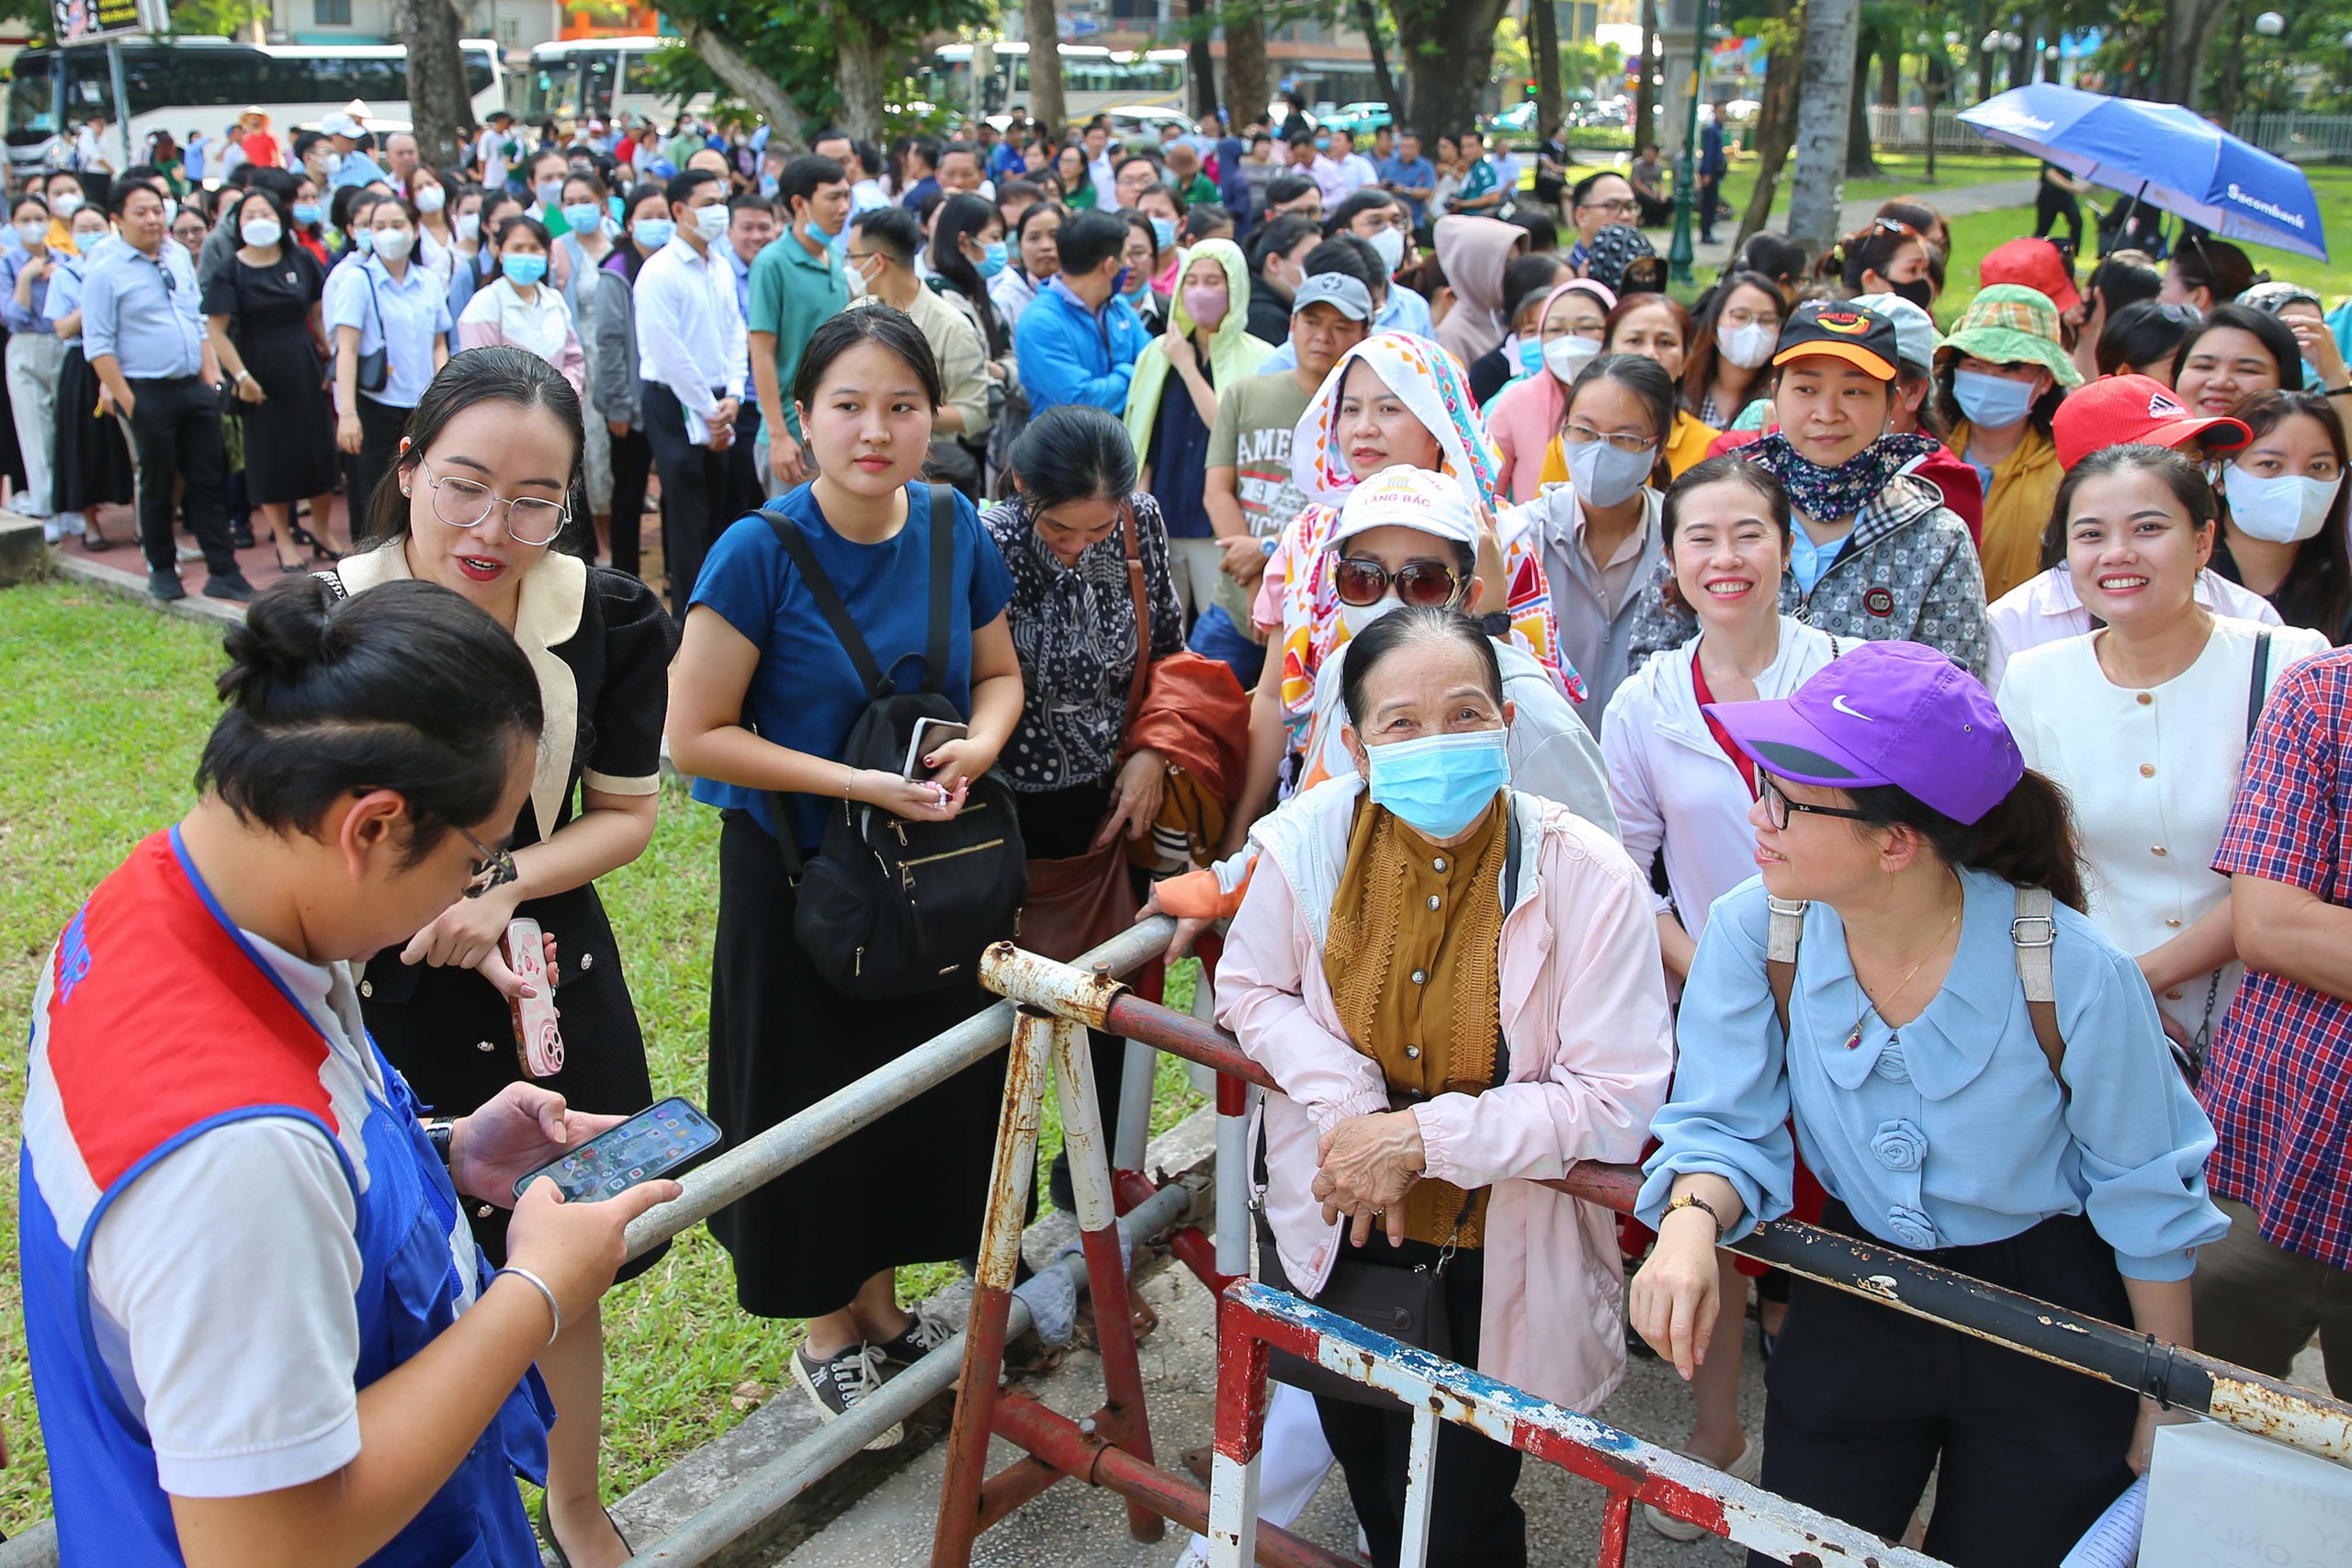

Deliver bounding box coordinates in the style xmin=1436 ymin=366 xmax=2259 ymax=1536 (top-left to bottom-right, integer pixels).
xmin=1216 ymin=604 xmax=1675 ymax=1568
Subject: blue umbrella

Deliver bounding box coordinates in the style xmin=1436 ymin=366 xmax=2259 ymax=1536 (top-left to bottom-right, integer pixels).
xmin=1958 ymin=84 xmax=2327 ymax=262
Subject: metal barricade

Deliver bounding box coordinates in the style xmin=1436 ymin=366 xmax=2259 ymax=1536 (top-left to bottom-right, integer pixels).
xmin=944 ymin=941 xmax=2352 ymax=1568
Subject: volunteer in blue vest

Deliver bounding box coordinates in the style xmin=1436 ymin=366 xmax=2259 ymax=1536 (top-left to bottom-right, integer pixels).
xmin=1631 ymin=640 xmax=2227 ymax=1566
xmin=21 ymin=573 xmax=678 ymax=1568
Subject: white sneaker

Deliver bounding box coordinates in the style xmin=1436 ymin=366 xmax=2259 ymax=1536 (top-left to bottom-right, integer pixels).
xmin=1644 ymin=1436 xmax=1761 ymax=1541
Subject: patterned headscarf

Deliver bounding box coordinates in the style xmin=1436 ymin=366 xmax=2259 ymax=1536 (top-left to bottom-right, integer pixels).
xmin=1261 ymin=333 xmax=1577 ymax=748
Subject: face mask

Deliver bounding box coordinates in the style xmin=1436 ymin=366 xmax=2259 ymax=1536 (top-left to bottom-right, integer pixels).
xmin=502 ymin=252 xmax=548 ymax=286
xmin=51 ymin=193 xmax=82 ymax=218
xmin=1112 ymin=265 xmax=1133 ymax=298
xmin=1182 ymin=283 xmax=1227 ymax=331
xmin=353 ymin=230 xmax=376 ymax=255
xmin=1367 ymin=225 xmax=1406 ymax=274
xmin=239 ymin=216 xmax=282 ymax=248
xmin=1149 ymin=216 xmax=1177 ymax=251
xmin=1951 ymin=368 xmax=2039 ymax=431
xmin=978 ymin=239 xmax=1009 ymax=278
xmin=694 ymin=203 xmax=731 ymax=244
xmin=1566 ymin=436 xmax=1657 ymax=508
xmin=1717 ymin=320 xmax=1776 ymax=369
xmin=562 ymin=202 xmax=603 ymax=234
xmin=455 ymin=211 xmax=481 ymax=243
xmin=759 ymin=174 xmax=780 ymax=198
xmin=415 ymin=184 xmax=447 ymax=214
xmin=608 ymin=195 xmax=627 ymax=226
xmin=1364 ymin=729 xmax=1511 ymax=840
xmin=633 ymin=217 xmax=675 ymax=249
xmin=1510 ymin=334 xmax=1541 ymax=376
xmin=535 ymin=180 xmax=564 ymax=209
xmin=160 ymin=197 xmax=177 ymax=224
xmin=1887 ymin=276 xmax=1933 ymax=310
xmin=2224 ymin=465 xmax=2342 ymax=544
xmin=17 ymin=220 xmax=48 ymax=249
xmin=372 ymin=229 xmax=413 ymax=263
xmin=1338 ymin=593 xmax=1407 ymax=637
xmin=1544 ymin=333 xmax=1604 ymax=385
xmin=292 ymin=201 xmax=322 ymax=227
xmin=1314 ymin=136 xmax=1331 ymax=152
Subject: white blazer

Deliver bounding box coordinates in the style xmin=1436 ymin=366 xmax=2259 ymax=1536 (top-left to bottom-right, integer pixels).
xmin=1600 ymin=617 xmax=1842 ymax=937
xmin=1985 ymin=565 xmax=2280 ymax=690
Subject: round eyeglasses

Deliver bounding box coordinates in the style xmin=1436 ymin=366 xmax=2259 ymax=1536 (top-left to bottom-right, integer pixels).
xmin=1332 ymin=556 xmax=1461 ymax=610
xmin=418 ymin=458 xmax=570 ymax=547
xmin=458 ymin=825 xmax=519 ymax=899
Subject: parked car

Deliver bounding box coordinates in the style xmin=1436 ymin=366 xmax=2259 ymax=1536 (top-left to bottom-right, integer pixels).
xmin=1323 ymin=100 xmax=1394 ymax=134
xmin=1102 ymin=105 xmax=1199 ymax=148
xmin=1485 ymin=101 xmax=1538 ymax=134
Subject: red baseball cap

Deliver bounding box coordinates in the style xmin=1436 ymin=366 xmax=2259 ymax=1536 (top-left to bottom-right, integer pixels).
xmin=1977 ymin=238 xmax=2081 ymax=317
xmin=2052 ymin=373 xmax=2253 ymax=470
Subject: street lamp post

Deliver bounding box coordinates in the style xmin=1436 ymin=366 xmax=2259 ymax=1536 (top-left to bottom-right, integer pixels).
xmin=1667 ymin=0 xmax=1714 ymax=288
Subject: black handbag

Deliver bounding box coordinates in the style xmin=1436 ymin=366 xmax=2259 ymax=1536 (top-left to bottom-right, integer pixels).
xmin=356 ymin=265 xmax=389 ymax=395
xmin=762 ymin=484 xmax=1026 ymax=998
xmin=1254 ymin=804 xmax=1520 ymax=1409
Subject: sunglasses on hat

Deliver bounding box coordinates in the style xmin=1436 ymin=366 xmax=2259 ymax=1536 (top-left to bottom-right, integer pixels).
xmin=1333 ymin=556 xmax=1461 ymax=609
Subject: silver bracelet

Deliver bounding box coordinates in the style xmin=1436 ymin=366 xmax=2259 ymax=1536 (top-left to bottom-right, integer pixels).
xmin=492 ymin=1265 xmax=562 ymax=1346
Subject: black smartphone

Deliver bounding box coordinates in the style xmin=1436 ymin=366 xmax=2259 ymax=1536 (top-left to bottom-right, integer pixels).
xmin=511 ymin=1096 xmax=721 ymax=1204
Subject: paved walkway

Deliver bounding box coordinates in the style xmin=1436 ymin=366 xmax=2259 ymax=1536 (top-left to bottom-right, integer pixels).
xmin=1670 ymin=177 xmax=2041 ymax=273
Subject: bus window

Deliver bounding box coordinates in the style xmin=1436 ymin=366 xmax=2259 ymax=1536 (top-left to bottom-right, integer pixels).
xmin=7 ymin=51 xmax=58 ymax=137
xmin=118 ymin=46 xmax=172 ymax=118
xmin=64 ymin=49 xmax=110 ymax=121
xmin=582 ymin=51 xmax=617 ymax=117
xmin=621 ymin=50 xmax=668 ymax=98
xmin=466 ymin=51 xmax=498 ymax=98
xmin=347 ymin=58 xmax=399 ymax=104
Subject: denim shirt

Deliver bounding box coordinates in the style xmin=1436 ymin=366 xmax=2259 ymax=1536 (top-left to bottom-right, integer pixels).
xmin=1638 ymin=868 xmax=2228 ymax=1280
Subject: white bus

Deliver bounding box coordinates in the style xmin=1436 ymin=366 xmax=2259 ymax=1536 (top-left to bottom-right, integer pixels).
xmin=3 ymin=37 xmax=506 ymax=179
xmin=919 ymin=42 xmax=1189 ymax=129
xmin=520 ymin=38 xmax=709 ymax=129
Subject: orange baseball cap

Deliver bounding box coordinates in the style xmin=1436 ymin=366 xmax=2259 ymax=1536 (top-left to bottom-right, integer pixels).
xmin=1770 ymin=299 xmax=1900 ymax=381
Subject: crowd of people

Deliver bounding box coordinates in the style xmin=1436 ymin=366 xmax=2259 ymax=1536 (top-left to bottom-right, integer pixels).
xmin=20 ymin=96 xmax=2352 ymax=1568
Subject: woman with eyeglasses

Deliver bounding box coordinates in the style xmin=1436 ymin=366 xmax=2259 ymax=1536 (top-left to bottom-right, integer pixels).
xmin=1632 ymin=638 xmax=2225 ymax=1566
xmin=339 ymin=348 xmax=676 ymax=1568
xmin=1681 ymin=270 xmax=1784 ymax=432
xmin=22 ymin=571 xmax=678 ymax=1568
xmin=1485 ymin=276 xmax=1611 ymax=502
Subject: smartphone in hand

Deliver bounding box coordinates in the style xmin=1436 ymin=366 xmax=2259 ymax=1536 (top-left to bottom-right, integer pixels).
xmin=501 ymin=918 xmax=565 ymax=1078
xmin=512 ymin=1097 xmax=722 ymax=1203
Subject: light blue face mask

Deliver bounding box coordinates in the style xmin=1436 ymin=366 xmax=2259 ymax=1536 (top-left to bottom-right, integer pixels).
xmin=502 ymin=252 xmax=548 ymax=287
xmin=561 ymin=203 xmax=603 ymax=234
xmin=1514 ymin=334 xmax=1542 ymax=376
xmin=352 ymin=229 xmax=375 ymax=255
xmin=291 ymin=201 xmax=322 ymax=227
xmin=978 ymin=239 xmax=1008 ymax=278
xmin=1364 ymin=730 xmax=1510 ymax=840
xmin=1951 ymin=367 xmax=2040 ymax=431
xmin=1149 ymin=216 xmax=1176 ymax=251
xmin=632 ymin=217 xmax=675 ymax=249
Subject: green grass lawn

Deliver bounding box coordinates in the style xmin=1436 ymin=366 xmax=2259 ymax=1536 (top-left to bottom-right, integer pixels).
xmin=0 ymin=580 xmax=1203 ymax=1536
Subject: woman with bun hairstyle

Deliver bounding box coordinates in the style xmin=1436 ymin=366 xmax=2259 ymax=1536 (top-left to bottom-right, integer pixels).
xmin=2211 ymin=389 xmax=2352 ymax=643
xmin=22 ymin=574 xmax=676 ymax=1568
xmin=1633 ymin=638 xmax=2225 ymax=1567
xmin=1812 ymin=215 xmax=1937 ymax=311
xmin=2097 ymin=300 xmax=2202 ymax=385
xmin=2162 ymin=233 xmax=2257 ymax=315
xmin=337 ymin=347 xmax=674 ymax=1568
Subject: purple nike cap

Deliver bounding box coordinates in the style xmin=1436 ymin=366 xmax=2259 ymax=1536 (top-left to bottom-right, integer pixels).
xmin=1702 ymin=640 xmax=2023 ymax=825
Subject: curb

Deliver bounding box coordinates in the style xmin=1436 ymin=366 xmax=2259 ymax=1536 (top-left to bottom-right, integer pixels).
xmin=6 ymin=511 xmax=249 ymax=631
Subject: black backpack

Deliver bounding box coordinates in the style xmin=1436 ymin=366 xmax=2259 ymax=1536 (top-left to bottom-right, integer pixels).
xmin=763 ymin=486 xmax=1026 ymax=998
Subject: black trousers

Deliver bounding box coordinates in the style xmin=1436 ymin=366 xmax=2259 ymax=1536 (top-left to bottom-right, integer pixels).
xmin=607 ymin=424 xmax=653 ymax=578
xmin=644 ymin=381 xmax=738 ymax=616
xmin=122 ymin=375 xmax=233 ymax=578
xmin=2035 ymin=186 xmax=2083 ymax=248
xmin=1697 ymin=175 xmax=1722 ymax=239
xmin=723 ymin=396 xmax=764 ymax=522
xmin=346 ymin=393 xmax=409 ymax=546
xmin=1316 ymin=1246 xmax=1524 ymax=1568
xmin=1751 ymin=1201 xmax=2138 ymax=1568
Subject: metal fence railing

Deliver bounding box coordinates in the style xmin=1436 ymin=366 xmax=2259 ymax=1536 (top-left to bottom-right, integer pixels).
xmin=1866 ymin=104 xmax=1985 ymax=152
xmin=2234 ymin=111 xmax=2352 ymax=163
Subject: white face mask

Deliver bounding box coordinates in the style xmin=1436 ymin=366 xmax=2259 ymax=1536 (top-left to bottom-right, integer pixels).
xmin=1366 ymin=225 xmax=1405 ymax=275
xmin=1717 ymin=319 xmax=1777 ymax=369
xmin=455 ymin=211 xmax=481 ymax=243
xmin=693 ymin=203 xmax=731 ymax=244
xmin=372 ymin=229 xmax=413 ymax=263
xmin=240 ymin=218 xmax=282 ymax=248
xmin=1543 ymin=333 xmax=1603 ymax=386
xmin=415 ymin=184 xmax=447 ymax=215
xmin=51 ymin=192 xmax=83 ymax=218
xmin=1565 ymin=437 xmax=1657 ymax=509
xmin=1338 ymin=594 xmax=1405 ymax=636
xmin=161 ymin=197 xmax=177 ymax=225
xmin=2224 ymin=465 xmax=2342 ymax=545
xmin=17 ymin=220 xmax=48 ymax=249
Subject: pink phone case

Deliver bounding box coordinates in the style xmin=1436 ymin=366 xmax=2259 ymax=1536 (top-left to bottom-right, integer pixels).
xmin=503 ymin=918 xmax=566 ymax=1078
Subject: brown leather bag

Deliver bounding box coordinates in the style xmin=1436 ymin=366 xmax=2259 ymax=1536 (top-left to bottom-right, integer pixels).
xmin=1018 ymin=503 xmax=1154 ymax=961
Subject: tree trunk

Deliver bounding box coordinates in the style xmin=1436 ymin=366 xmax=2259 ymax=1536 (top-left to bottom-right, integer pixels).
xmin=1393 ymin=0 xmax=1515 ymax=147
xmin=1634 ymin=0 xmax=1659 ymax=152
xmin=1732 ymin=0 xmax=1800 ymax=251
xmin=1848 ymin=34 xmax=1881 ymax=178
xmin=1357 ymin=0 xmax=1403 ymax=121
xmin=394 ymin=0 xmax=469 ymax=171
xmin=677 ymin=16 xmax=809 ymax=152
xmin=1223 ymin=4 xmax=1270 ymax=133
xmin=1189 ymin=0 xmax=1220 ymax=119
xmin=1878 ymin=35 xmax=1901 ymax=103
xmin=831 ymin=9 xmax=890 ymax=143
xmin=1785 ymin=0 xmax=1858 ymax=255
xmin=2215 ymin=0 xmax=2251 ymax=120
xmin=1024 ymin=0 xmax=1069 ymax=133
xmin=1532 ymin=0 xmax=1564 ymax=149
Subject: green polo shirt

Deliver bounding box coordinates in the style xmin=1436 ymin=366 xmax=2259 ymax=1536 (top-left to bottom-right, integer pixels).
xmin=747 ymin=225 xmax=849 ymax=441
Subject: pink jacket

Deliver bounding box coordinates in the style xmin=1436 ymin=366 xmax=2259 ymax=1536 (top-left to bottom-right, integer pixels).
xmin=1484 ymin=372 xmax=1563 ymax=504
xmin=1216 ymin=777 xmax=1674 ymax=1412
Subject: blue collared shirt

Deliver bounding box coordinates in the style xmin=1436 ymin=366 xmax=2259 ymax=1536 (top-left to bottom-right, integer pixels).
xmin=725 ymin=243 xmax=759 ymax=399
xmin=41 ymin=240 xmax=112 ymax=344
xmin=1377 ymin=153 xmax=1437 ymax=228
xmin=324 ymin=254 xmax=453 ymax=410
xmin=330 ymin=149 xmax=390 ymax=190
xmin=1637 ymin=868 xmax=2228 ymax=1280
xmin=1 ymin=246 xmax=60 ymax=335
xmin=81 ymin=240 xmax=203 ymax=378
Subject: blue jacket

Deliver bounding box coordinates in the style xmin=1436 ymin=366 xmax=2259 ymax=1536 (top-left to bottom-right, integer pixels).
xmin=1014 ymin=282 xmax=1147 ymax=417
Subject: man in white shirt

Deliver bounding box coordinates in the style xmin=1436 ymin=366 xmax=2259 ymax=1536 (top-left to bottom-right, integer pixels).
xmin=817 ymin=130 xmax=888 ymax=261
xmin=635 ymin=167 xmax=750 ymax=615
xmin=75 ymin=115 xmax=116 ymax=179
xmin=1327 ymin=129 xmax=1378 ymax=198
xmin=474 ymin=112 xmax=519 ymax=195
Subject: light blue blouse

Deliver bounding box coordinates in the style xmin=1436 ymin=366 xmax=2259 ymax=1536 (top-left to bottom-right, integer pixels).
xmin=1637 ymin=868 xmax=2227 ymax=1281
